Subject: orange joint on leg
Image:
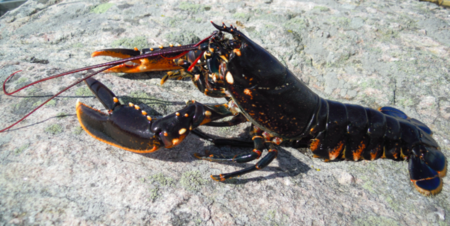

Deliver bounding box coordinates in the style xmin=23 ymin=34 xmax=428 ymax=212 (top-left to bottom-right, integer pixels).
xmin=272 ymin=137 xmax=283 ymax=145
xmin=262 ymin=132 xmax=271 ymax=141
xmin=252 ymin=149 xmax=262 ymax=158
xmin=252 ymin=135 xmax=263 ymax=140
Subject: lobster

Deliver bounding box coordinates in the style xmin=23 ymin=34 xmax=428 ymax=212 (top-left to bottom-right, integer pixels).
xmin=1 ymin=22 xmax=446 ymax=196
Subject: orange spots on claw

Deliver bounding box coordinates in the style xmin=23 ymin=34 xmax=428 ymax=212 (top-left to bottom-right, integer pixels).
xmin=113 ymin=97 xmax=119 ymax=103
xmin=310 ymin=139 xmax=320 ymax=152
xmin=244 ymin=89 xmax=253 ymax=99
xmin=163 ymin=132 xmax=168 ymax=137
xmin=179 ymin=128 xmax=187 ymax=135
xmin=226 ymin=71 xmax=234 ymax=84
xmin=172 ymin=138 xmax=180 ymax=146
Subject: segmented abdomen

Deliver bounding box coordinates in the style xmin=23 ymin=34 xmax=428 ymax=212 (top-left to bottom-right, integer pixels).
xmin=308 ymin=98 xmax=434 ymax=161
xmin=306 ymin=98 xmax=447 ymax=195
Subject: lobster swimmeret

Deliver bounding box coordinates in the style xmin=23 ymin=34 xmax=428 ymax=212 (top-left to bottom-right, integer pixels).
xmin=2 ymin=22 xmax=447 ymax=196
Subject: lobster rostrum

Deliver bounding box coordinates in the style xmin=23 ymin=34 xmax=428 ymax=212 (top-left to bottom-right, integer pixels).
xmin=1 ymin=22 xmax=446 ymax=196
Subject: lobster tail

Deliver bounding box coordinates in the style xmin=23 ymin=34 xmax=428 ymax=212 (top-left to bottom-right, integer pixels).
xmin=409 ymin=146 xmax=447 ymax=195
xmin=307 ymin=101 xmax=447 ymax=195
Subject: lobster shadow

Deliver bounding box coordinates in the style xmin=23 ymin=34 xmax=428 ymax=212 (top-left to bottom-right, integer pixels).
xmin=139 ymin=128 xmax=312 ymax=184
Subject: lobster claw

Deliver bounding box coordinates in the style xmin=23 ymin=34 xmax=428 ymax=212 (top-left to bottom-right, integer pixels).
xmin=91 ymin=48 xmax=184 ymax=74
xmin=76 ymin=77 xmax=232 ymax=153
xmin=76 ymin=77 xmax=162 ymax=153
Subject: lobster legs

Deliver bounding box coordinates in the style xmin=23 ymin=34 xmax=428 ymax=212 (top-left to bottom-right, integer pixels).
xmin=194 ymin=126 xmax=280 ymax=181
xmin=76 ymin=77 xmax=233 ymax=153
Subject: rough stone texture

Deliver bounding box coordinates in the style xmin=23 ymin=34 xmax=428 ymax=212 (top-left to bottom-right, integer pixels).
xmin=0 ymin=0 xmax=449 ymax=225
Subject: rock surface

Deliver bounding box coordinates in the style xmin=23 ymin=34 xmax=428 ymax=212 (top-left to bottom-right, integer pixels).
xmin=0 ymin=0 xmax=449 ymax=225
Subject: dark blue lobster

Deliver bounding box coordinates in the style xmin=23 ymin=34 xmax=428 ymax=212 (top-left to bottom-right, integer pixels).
xmin=2 ymin=22 xmax=447 ymax=196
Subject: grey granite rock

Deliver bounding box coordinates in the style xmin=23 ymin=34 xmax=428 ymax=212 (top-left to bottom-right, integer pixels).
xmin=0 ymin=0 xmax=449 ymax=225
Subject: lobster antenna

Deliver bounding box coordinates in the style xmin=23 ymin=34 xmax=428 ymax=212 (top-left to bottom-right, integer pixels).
xmin=0 ymin=35 xmax=213 ymax=132
xmin=0 ymin=65 xmax=116 ymax=133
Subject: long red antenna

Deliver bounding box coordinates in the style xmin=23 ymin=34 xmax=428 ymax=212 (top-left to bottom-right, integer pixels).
xmin=0 ymin=35 xmax=213 ymax=132
xmin=0 ymin=65 xmax=115 ymax=132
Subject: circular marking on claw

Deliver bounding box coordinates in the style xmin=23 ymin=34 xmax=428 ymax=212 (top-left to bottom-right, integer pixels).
xmin=194 ymin=74 xmax=200 ymax=81
xmin=205 ymin=111 xmax=212 ymax=116
xmin=147 ymin=116 xmax=152 ymax=121
xmin=172 ymin=138 xmax=180 ymax=145
xmin=226 ymin=72 xmax=234 ymax=84
xmin=134 ymin=105 xmax=140 ymax=110
xmin=176 ymin=112 xmax=180 ymax=116
xmin=164 ymin=132 xmax=168 ymax=136
xmin=141 ymin=111 xmax=147 ymax=116
xmin=179 ymin=128 xmax=187 ymax=135
xmin=113 ymin=97 xmax=119 ymax=103
xmin=184 ymin=113 xmax=189 ymax=117
xmin=244 ymin=89 xmax=252 ymax=98
xmin=128 ymin=102 xmax=134 ymax=107
xmin=150 ymin=48 xmax=154 ymax=51
xmin=159 ymin=45 xmax=163 ymax=49
xmin=169 ymin=43 xmax=174 ymax=47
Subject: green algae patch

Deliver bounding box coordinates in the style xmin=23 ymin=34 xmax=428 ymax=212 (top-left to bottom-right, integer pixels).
xmin=75 ymin=86 xmax=92 ymax=96
xmin=178 ymin=2 xmax=206 ymax=13
xmin=14 ymin=143 xmax=29 ymax=155
xmin=180 ymin=171 xmax=209 ymax=192
xmin=149 ymin=173 xmax=175 ymax=187
xmin=111 ymin=36 xmax=147 ymax=50
xmin=353 ymin=216 xmax=399 ymax=226
xmin=44 ymin=124 xmax=63 ymax=135
xmin=91 ymin=3 xmax=114 ymax=14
